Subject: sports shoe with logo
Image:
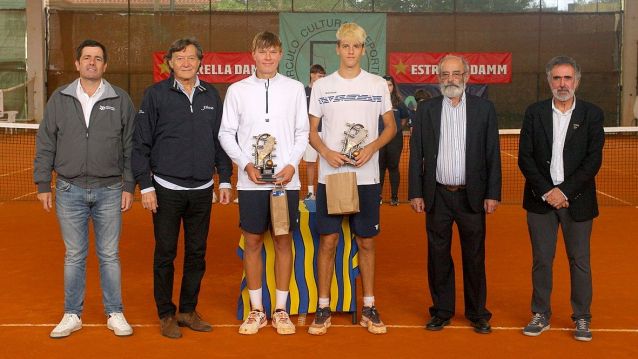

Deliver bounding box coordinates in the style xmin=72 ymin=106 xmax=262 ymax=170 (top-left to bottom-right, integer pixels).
xmin=522 ymin=313 xmax=550 ymax=337
xmin=271 ymin=309 xmax=295 ymax=335
xmin=308 ymin=307 xmax=331 ymax=335
xmin=238 ymin=309 xmax=267 ymax=335
xmin=574 ymin=318 xmax=592 ymax=342
xmin=360 ymin=306 xmax=387 ymax=334
xmin=50 ymin=313 xmax=82 ymax=338
xmin=107 ymin=312 xmax=133 ymax=336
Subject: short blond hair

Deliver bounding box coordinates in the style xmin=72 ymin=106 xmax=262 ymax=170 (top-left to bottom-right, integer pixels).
xmin=336 ymin=22 xmax=366 ymax=45
xmin=251 ymin=31 xmax=282 ymax=52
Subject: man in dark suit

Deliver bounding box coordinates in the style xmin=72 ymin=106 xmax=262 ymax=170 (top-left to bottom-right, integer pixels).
xmin=408 ymin=55 xmax=501 ymax=334
xmin=518 ymin=56 xmax=604 ymax=342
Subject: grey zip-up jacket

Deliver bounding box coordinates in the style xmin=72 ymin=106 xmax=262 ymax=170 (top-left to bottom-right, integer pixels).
xmin=34 ymin=79 xmax=136 ymax=193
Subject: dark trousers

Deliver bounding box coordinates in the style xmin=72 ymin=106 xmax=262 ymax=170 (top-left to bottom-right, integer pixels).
xmin=527 ymin=209 xmax=593 ymax=321
xmin=152 ymin=184 xmax=213 ymax=318
xmin=379 ymin=133 xmax=403 ymax=199
xmin=425 ymin=186 xmax=491 ymax=321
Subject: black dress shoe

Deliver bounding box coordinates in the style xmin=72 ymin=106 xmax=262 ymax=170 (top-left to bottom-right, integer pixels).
xmin=425 ymin=316 xmax=450 ymax=331
xmin=470 ymin=318 xmax=492 ymax=334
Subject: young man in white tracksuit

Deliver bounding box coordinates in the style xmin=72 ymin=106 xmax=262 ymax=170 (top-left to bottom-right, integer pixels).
xmin=218 ymin=31 xmax=309 ymax=336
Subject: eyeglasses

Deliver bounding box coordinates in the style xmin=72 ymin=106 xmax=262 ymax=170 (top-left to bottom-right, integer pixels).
xmin=440 ymin=72 xmax=466 ymax=80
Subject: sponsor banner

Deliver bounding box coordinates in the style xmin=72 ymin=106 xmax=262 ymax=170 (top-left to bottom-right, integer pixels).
xmin=389 ymin=52 xmax=512 ymax=84
xmin=279 ymin=13 xmax=386 ymax=83
xmin=153 ymin=52 xmax=255 ymax=83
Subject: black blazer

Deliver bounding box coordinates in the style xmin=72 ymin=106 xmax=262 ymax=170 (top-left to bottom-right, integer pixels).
xmin=408 ymin=94 xmax=502 ymax=213
xmin=518 ymin=98 xmax=604 ymax=222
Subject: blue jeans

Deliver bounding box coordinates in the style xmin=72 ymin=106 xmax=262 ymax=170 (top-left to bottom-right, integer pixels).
xmin=55 ymin=179 xmax=124 ymax=316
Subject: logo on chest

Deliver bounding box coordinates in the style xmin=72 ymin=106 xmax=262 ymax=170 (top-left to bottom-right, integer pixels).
xmin=201 ymin=105 xmax=215 ymax=111
xmin=99 ymin=105 xmax=116 ymax=111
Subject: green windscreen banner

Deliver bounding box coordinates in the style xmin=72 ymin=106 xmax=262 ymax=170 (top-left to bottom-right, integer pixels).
xmin=279 ymin=13 xmax=386 ymax=84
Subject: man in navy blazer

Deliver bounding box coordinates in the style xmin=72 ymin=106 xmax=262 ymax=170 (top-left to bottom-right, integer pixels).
xmin=408 ymin=55 xmax=501 ymax=334
xmin=518 ymin=56 xmax=604 ymax=342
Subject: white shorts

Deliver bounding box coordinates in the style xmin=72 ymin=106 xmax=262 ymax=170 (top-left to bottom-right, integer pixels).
xmin=303 ymin=132 xmax=320 ymax=162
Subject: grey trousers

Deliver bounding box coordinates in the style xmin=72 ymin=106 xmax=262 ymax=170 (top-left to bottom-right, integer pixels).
xmin=527 ymin=208 xmax=593 ymax=321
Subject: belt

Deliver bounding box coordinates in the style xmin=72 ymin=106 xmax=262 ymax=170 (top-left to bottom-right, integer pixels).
xmin=436 ymin=183 xmax=466 ymax=192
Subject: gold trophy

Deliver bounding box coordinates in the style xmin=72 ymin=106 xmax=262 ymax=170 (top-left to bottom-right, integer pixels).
xmin=341 ymin=123 xmax=368 ymax=165
xmin=253 ymin=133 xmax=277 ymax=182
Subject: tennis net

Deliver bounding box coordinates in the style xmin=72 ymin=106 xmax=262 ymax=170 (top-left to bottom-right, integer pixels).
xmin=1 ymin=123 xmax=637 ymax=206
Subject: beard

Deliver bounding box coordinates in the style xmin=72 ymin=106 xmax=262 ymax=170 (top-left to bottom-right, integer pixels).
xmin=440 ymin=82 xmax=465 ymax=98
xmin=552 ymin=88 xmax=575 ymax=102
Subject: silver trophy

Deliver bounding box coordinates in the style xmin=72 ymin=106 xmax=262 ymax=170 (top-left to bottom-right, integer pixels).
xmin=341 ymin=123 xmax=368 ymax=165
xmin=253 ymin=133 xmax=277 ymax=182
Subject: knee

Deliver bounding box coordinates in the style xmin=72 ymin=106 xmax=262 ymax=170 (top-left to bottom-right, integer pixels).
xmin=356 ymin=237 xmax=375 ymax=252
xmin=319 ymin=236 xmax=339 ymax=254
xmin=244 ymin=236 xmax=264 ymax=253
xmin=273 ymin=236 xmax=292 ymax=252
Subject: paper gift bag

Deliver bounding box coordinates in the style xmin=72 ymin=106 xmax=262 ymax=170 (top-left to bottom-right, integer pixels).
xmin=270 ymin=185 xmax=290 ymax=236
xmin=325 ymin=172 xmax=360 ymax=215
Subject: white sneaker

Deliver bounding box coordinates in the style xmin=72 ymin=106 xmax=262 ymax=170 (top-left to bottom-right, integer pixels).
xmin=50 ymin=313 xmax=82 ymax=338
xmin=107 ymin=312 xmax=133 ymax=336
xmin=233 ymin=197 xmax=239 ymax=204
xmin=238 ymin=310 xmax=267 ymax=335
xmin=212 ymin=192 xmax=218 ymax=204
xmin=272 ymin=309 xmax=296 ymax=335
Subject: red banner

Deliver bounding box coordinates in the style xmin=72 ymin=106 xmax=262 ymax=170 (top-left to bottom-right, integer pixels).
xmin=389 ymin=52 xmax=512 ymax=84
xmin=153 ymin=52 xmax=256 ymax=83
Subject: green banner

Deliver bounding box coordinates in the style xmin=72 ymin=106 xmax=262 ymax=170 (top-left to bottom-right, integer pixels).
xmin=279 ymin=13 xmax=386 ymax=85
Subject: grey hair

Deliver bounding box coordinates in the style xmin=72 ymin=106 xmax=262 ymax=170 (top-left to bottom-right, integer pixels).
xmin=164 ymin=37 xmax=204 ymax=62
xmin=438 ymin=54 xmax=470 ymax=76
xmin=545 ymin=55 xmax=581 ymax=81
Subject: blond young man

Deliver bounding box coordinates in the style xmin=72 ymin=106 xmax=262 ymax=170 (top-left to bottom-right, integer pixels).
xmin=307 ymin=23 xmax=396 ymax=335
xmin=219 ymin=31 xmax=309 ymax=335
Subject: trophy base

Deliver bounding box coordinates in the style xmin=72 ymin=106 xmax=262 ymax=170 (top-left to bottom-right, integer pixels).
xmin=258 ymin=176 xmax=278 ymax=183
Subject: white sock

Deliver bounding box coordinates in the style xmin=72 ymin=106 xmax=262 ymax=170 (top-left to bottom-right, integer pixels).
xmin=318 ymin=297 xmax=330 ymax=308
xmin=275 ymin=289 xmax=289 ymax=310
xmin=363 ymin=296 xmax=375 ymax=308
xmin=308 ymin=185 xmax=314 ymax=194
xmin=248 ymin=288 xmax=263 ymax=311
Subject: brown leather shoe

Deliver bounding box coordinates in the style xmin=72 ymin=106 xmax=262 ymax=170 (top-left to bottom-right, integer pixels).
xmin=177 ymin=311 xmax=213 ymax=332
xmin=160 ymin=315 xmax=182 ymax=339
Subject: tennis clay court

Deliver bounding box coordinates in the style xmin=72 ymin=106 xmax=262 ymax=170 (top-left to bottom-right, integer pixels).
xmin=0 ymin=125 xmax=636 ymax=357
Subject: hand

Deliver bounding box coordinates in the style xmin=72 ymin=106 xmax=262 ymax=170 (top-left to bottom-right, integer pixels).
xmin=322 ymin=149 xmax=351 ymax=168
xmin=410 ymin=198 xmax=425 ymax=213
xmin=121 ymin=192 xmax=133 ymax=212
xmin=354 ymin=145 xmax=376 ymax=167
xmin=274 ymin=165 xmax=295 ymax=185
xmin=37 ymin=192 xmax=53 ymax=212
xmin=141 ymin=191 xmax=158 ymax=213
xmin=219 ymin=188 xmax=231 ymax=205
xmin=544 ymin=188 xmax=567 ymax=209
xmin=245 ymin=164 xmax=267 ymax=184
xmin=484 ymin=199 xmax=499 ymax=214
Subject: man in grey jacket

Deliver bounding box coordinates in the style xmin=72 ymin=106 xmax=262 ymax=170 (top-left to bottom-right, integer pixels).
xmin=34 ymin=39 xmax=136 ymax=339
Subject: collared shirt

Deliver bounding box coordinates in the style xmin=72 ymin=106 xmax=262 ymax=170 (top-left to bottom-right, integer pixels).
xmin=436 ymin=92 xmax=467 ymax=186
xmin=141 ymin=75 xmax=231 ymax=193
xmin=550 ymin=97 xmax=576 ymax=185
xmin=76 ymin=79 xmax=104 ymax=128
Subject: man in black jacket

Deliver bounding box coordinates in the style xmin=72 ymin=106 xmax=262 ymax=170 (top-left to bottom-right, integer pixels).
xmin=132 ymin=38 xmax=232 ymax=339
xmin=408 ymin=55 xmax=501 ymax=335
xmin=518 ymin=56 xmax=604 ymax=342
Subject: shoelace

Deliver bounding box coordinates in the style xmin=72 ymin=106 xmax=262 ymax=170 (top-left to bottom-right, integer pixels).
xmin=61 ymin=314 xmax=76 ymax=326
xmin=275 ymin=311 xmax=290 ymax=324
xmin=364 ymin=306 xmax=381 ymax=323
xmin=529 ymin=313 xmax=544 ymax=326
xmin=247 ymin=310 xmax=264 ymax=324
xmin=316 ymin=307 xmax=330 ymax=321
xmin=575 ymin=319 xmax=589 ymax=331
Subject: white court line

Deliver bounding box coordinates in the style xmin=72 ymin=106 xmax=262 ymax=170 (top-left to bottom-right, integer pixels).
xmin=0 ymin=166 xmax=31 ymax=178
xmin=11 ymin=191 xmax=37 ymax=201
xmin=1 ymin=323 xmax=636 ymax=333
